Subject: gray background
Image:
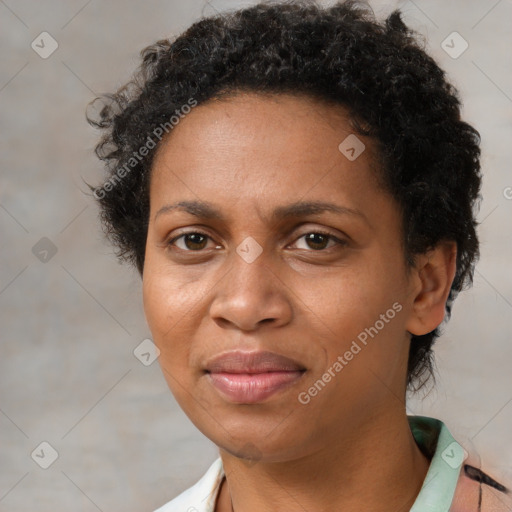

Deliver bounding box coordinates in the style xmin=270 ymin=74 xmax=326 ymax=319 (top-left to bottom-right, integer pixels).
xmin=1 ymin=0 xmax=511 ymax=510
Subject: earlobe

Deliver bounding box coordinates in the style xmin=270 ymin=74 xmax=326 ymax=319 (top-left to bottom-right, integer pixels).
xmin=405 ymin=241 xmax=457 ymax=336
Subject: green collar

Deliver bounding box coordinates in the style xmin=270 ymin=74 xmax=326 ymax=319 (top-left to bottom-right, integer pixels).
xmin=408 ymin=415 xmax=465 ymax=511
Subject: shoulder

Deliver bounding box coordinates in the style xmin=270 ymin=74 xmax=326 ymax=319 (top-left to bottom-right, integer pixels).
xmin=153 ymin=458 xmax=224 ymax=512
xmin=407 ymin=415 xmax=511 ymax=512
xmin=451 ymin=462 xmax=512 ymax=512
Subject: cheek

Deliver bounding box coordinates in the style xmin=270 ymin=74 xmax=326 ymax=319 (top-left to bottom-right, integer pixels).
xmin=312 ymin=270 xmax=380 ymax=331
xmin=143 ymin=260 xmax=204 ymax=327
xmin=142 ymin=272 xmax=201 ymax=406
xmin=310 ymin=265 xmax=406 ymax=367
xmin=142 ymin=271 xmax=192 ymax=358
xmin=143 ymin=272 xmax=171 ymax=336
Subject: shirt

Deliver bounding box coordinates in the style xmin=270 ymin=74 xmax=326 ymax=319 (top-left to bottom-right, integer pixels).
xmin=154 ymin=415 xmax=511 ymax=512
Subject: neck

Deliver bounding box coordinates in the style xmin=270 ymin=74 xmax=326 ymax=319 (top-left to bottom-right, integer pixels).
xmin=216 ymin=412 xmax=430 ymax=512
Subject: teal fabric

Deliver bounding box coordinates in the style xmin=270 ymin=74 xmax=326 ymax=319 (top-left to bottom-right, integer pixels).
xmin=408 ymin=415 xmax=465 ymax=511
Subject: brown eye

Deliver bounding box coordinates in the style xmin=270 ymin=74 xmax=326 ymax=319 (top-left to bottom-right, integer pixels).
xmin=304 ymin=233 xmax=330 ymax=250
xmin=169 ymin=232 xmax=212 ymax=251
xmin=292 ymin=231 xmax=346 ymax=251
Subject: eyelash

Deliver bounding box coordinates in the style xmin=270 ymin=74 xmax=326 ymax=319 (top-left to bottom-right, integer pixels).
xmin=167 ymin=229 xmax=347 ymax=253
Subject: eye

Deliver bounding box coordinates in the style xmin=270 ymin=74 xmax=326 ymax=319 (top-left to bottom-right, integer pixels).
xmin=168 ymin=231 xmax=218 ymax=251
xmin=167 ymin=229 xmax=346 ymax=253
xmin=290 ymin=231 xmax=346 ymax=251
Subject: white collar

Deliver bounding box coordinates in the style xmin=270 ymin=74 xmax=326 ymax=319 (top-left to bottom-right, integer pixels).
xmin=153 ymin=457 xmax=224 ymax=512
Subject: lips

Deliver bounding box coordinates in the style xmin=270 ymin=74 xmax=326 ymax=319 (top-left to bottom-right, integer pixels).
xmin=205 ymin=350 xmax=306 ymax=373
xmin=204 ymin=350 xmax=306 ymax=403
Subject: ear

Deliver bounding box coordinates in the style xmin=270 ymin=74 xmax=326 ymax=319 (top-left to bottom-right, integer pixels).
xmin=405 ymin=241 xmax=457 ymax=336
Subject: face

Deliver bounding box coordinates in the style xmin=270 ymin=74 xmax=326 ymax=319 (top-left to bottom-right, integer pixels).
xmin=143 ymin=92 xmax=420 ymax=462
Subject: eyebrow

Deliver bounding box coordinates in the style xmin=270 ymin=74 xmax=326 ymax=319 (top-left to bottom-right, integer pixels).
xmin=154 ymin=200 xmax=369 ymax=225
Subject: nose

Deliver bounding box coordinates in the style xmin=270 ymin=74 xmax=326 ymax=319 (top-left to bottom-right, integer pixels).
xmin=209 ymin=248 xmax=293 ymax=332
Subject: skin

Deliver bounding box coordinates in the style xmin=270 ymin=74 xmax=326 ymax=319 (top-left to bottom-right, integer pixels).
xmin=142 ymin=92 xmax=457 ymax=512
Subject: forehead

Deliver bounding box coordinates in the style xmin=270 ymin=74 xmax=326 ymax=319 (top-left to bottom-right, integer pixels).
xmin=152 ymin=92 xmax=358 ymax=163
xmin=149 ymin=92 xmax=384 ymax=219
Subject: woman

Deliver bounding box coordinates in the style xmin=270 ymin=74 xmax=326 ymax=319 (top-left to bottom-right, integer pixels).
xmin=87 ymin=1 xmax=511 ymax=510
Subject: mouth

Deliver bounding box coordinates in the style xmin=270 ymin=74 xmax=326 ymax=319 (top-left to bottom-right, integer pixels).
xmin=204 ymin=350 xmax=307 ymax=404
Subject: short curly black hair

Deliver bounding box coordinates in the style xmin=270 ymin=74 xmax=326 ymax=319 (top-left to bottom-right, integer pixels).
xmin=86 ymin=0 xmax=481 ymax=392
